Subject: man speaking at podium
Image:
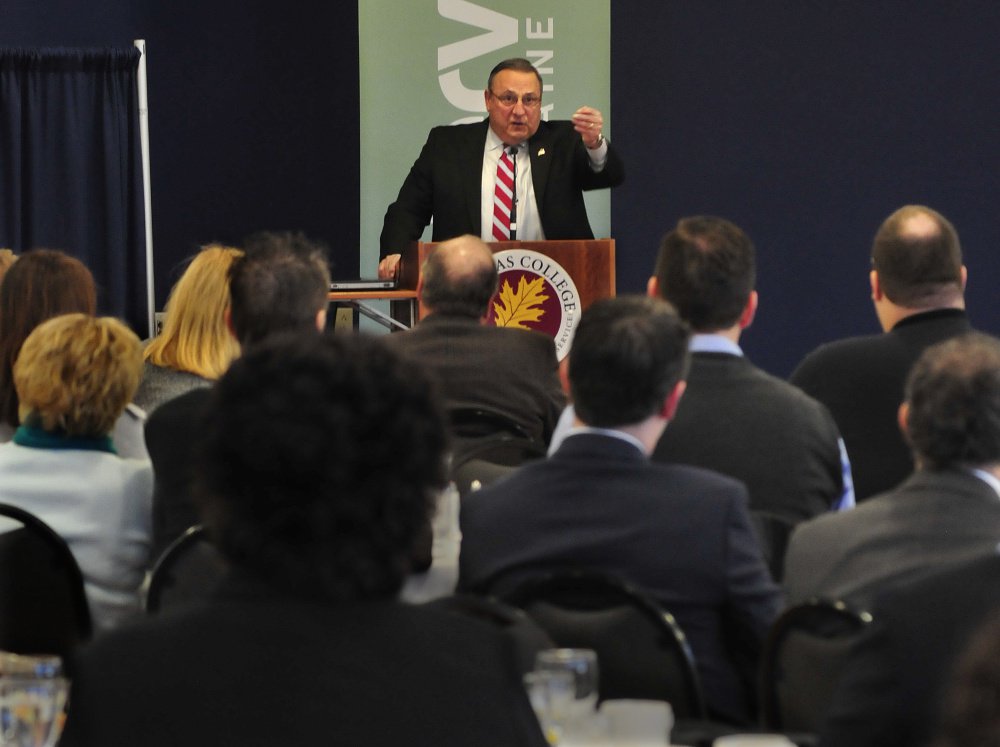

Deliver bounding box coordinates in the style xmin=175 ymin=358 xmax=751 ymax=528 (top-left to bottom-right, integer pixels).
xmin=378 ymin=58 xmax=625 ymax=279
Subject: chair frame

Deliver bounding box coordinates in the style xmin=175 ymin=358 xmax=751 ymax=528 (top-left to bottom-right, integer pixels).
xmin=0 ymin=501 xmax=93 ymax=652
xmin=145 ymin=524 xmax=226 ymax=613
xmin=760 ymin=597 xmax=873 ymax=731
xmin=502 ymin=568 xmax=708 ymax=718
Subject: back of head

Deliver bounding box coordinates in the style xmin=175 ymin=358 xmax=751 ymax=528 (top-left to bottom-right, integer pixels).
xmin=144 ymin=244 xmax=243 ymax=379
xmin=228 ymin=231 xmax=331 ymax=347
xmin=420 ymin=235 xmax=498 ymax=318
xmin=871 ymin=205 xmax=963 ymax=308
xmin=198 ymin=331 xmax=448 ymax=601
xmin=904 ymin=333 xmax=1000 ymax=471
xmin=0 ymin=249 xmax=97 ymax=426
xmin=14 ymin=314 xmax=142 ymax=437
xmin=653 ymin=216 xmax=755 ymax=331
xmin=569 ymin=296 xmax=691 ymax=428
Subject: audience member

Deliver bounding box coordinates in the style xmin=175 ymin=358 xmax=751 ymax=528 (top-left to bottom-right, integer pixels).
xmin=458 ymin=295 xmax=782 ymax=725
xmin=932 ymin=608 xmax=1000 ymax=747
xmin=791 ymin=205 xmax=972 ymax=500
xmin=784 ymin=332 xmax=1000 ymax=609
xmin=0 ymin=314 xmax=150 ymax=631
xmin=0 ymin=249 xmax=147 ymax=459
xmin=134 ymin=244 xmax=243 ymax=413
xmin=384 ymin=234 xmax=565 ymax=447
xmin=821 ymin=553 xmax=1000 ymax=747
xmin=143 ymin=231 xmax=330 ymax=561
xmin=59 ymin=331 xmax=547 ymax=747
xmin=648 ymin=215 xmax=851 ymax=523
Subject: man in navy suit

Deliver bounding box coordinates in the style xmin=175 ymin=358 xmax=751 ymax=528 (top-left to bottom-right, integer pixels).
xmin=458 ymin=295 xmax=783 ymax=725
xmin=378 ymin=57 xmax=625 ymax=278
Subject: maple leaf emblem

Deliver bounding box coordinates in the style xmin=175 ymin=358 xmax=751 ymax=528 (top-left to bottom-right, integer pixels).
xmin=493 ymin=276 xmax=549 ymax=329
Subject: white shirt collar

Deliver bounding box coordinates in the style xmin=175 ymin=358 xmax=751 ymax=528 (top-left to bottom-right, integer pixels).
xmin=689 ymin=333 xmax=743 ymax=356
xmin=564 ymin=426 xmax=647 ymax=455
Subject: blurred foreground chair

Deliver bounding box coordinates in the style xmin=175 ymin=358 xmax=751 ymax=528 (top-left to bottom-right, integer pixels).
xmin=0 ymin=503 xmax=92 ymax=659
xmin=760 ymin=599 xmax=873 ymax=733
xmin=425 ymin=593 xmax=555 ymax=675
xmin=145 ymin=525 xmax=228 ymax=614
xmin=501 ymin=569 xmax=708 ymax=719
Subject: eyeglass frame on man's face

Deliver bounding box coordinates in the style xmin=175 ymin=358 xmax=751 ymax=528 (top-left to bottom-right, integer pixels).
xmin=489 ymin=90 xmax=542 ymax=109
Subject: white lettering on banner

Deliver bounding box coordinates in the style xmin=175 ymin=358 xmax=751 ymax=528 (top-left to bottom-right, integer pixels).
xmin=527 ymin=50 xmax=554 ymax=75
xmin=436 ymin=1 xmax=557 ymax=118
xmin=525 ymin=18 xmax=554 ymax=40
xmin=438 ymin=0 xmax=517 ymax=111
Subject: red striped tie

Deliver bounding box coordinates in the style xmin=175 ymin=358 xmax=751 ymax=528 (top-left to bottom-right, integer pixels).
xmin=492 ymin=148 xmax=515 ymax=241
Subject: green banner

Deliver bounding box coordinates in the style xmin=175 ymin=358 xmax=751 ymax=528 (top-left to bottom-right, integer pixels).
xmin=359 ymin=0 xmax=612 ymax=274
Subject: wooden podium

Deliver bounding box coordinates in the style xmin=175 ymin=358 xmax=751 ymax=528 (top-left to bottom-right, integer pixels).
xmin=397 ymin=239 xmax=616 ymax=324
xmin=327 ymin=239 xmax=616 ymax=330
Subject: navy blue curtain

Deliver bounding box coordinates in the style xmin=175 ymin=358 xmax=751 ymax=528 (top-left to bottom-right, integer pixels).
xmin=0 ymin=47 xmax=147 ymax=332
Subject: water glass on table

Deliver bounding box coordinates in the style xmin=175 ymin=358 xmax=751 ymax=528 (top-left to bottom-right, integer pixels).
xmin=0 ymin=652 xmax=69 ymax=747
xmin=532 ymin=648 xmax=600 ymax=743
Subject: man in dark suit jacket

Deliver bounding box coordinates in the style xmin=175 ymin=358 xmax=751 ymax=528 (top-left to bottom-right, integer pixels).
xmin=647 ymin=216 xmax=849 ymax=527
xmin=383 ymin=234 xmax=564 ymax=446
xmin=820 ymin=553 xmax=1000 ymax=747
xmin=791 ymin=205 xmax=972 ymax=501
xmin=62 ymin=332 xmax=547 ymax=747
xmin=459 ymin=296 xmax=783 ymax=725
xmin=378 ymin=57 xmax=624 ymax=278
xmin=784 ymin=333 xmax=1000 ymax=612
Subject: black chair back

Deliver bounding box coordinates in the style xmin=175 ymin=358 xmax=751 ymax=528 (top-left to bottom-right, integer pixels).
xmin=447 ymin=404 xmax=546 ymax=469
xmin=425 ymin=594 xmax=555 ymax=674
xmin=145 ymin=525 xmax=228 ymax=614
xmin=760 ymin=599 xmax=873 ymax=732
xmin=0 ymin=502 xmax=92 ymax=658
xmin=501 ymin=569 xmax=708 ymax=718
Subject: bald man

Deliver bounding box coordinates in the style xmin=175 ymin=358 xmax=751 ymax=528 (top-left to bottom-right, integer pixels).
xmin=383 ymin=235 xmax=564 ymax=446
xmin=790 ymin=205 xmax=973 ymax=501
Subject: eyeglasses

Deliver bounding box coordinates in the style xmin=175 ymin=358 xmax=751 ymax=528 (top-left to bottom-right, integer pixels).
xmin=490 ymin=91 xmax=542 ymax=109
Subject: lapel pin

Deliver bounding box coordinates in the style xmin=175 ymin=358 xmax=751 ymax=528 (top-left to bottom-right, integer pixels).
xmin=537 ymin=148 xmax=546 ymax=156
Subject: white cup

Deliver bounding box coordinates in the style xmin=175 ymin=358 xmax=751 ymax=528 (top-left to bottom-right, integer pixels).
xmin=599 ymin=699 xmax=673 ymax=746
xmin=713 ymin=735 xmax=796 ymax=747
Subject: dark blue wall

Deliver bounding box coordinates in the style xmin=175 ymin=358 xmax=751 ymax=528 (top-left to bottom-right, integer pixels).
xmin=4 ymin=2 xmax=997 ymax=375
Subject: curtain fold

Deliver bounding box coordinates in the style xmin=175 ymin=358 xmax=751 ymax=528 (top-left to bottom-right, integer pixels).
xmin=0 ymin=47 xmax=147 ymax=332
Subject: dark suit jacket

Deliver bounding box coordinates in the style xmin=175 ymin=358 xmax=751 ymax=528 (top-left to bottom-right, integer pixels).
xmin=820 ymin=553 xmax=1000 ymax=747
xmin=653 ymin=352 xmax=844 ymax=523
xmin=379 ymin=119 xmax=625 ymax=256
xmin=458 ymin=433 xmax=783 ymax=725
xmin=383 ymin=313 xmax=565 ymax=445
xmin=60 ymin=572 xmax=547 ymax=747
xmin=783 ymin=469 xmax=1000 ymax=610
xmin=790 ymin=308 xmax=972 ymax=500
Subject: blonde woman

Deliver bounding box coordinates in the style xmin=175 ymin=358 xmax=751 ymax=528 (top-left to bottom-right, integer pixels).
xmin=0 ymin=314 xmax=150 ymax=631
xmin=134 ymin=245 xmax=243 ymax=413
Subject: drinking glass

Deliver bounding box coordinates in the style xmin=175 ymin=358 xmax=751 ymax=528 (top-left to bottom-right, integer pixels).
xmin=523 ymin=669 xmax=575 ymax=745
xmin=534 ymin=649 xmax=599 ymax=719
xmin=0 ymin=653 xmax=69 ymax=747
